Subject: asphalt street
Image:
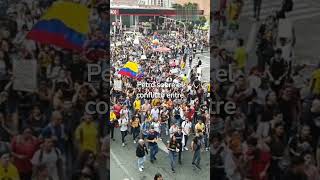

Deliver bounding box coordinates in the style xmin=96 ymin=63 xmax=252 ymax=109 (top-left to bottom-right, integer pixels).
xmin=187 ymin=52 xmax=210 ymax=83
xmin=235 ymin=0 xmax=320 ymax=75
xmin=110 ymin=129 xmax=210 ymax=180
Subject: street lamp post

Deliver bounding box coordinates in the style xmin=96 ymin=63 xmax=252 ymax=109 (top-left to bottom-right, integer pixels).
xmin=159 ymin=16 xmax=186 ymax=37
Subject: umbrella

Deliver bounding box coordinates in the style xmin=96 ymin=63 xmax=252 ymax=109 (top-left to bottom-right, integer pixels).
xmin=154 ymin=47 xmax=171 ymax=52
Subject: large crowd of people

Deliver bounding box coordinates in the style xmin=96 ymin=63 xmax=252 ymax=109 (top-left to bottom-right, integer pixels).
xmin=0 ymin=0 xmax=109 ymax=180
xmin=211 ymin=0 xmax=320 ymax=180
xmin=110 ymin=21 xmax=210 ymax=174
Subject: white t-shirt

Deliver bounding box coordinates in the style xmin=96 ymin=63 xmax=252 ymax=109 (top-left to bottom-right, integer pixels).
xmin=151 ymin=108 xmax=159 ymax=119
xmin=31 ymin=148 xmax=61 ymax=180
xmin=182 ymin=121 xmax=192 ymax=136
xmin=169 ymin=125 xmax=178 ymax=138
xmin=118 ymin=118 xmax=128 ymax=132
xmin=152 ymin=122 xmax=161 ymax=133
xmin=120 ymin=109 xmax=129 ymax=119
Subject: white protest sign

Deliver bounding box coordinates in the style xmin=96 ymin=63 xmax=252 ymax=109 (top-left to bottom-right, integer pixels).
xmin=113 ymin=79 xmax=122 ymax=91
xmin=13 ymin=59 xmax=37 ymax=92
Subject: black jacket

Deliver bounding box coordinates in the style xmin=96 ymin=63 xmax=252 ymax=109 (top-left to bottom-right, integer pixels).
xmin=136 ymin=144 xmax=148 ymax=158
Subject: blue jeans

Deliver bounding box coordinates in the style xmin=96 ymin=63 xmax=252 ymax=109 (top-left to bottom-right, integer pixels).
xmin=137 ymin=156 xmax=146 ymax=169
xmin=192 ymin=150 xmax=201 ymax=166
xmin=160 ymin=123 xmax=167 ymax=137
xmin=149 ymin=144 xmax=158 ymax=161
xmin=169 ymin=151 xmax=177 ymax=169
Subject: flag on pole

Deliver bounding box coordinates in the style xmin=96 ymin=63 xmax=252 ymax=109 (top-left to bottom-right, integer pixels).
xmin=27 ymin=1 xmax=90 ymax=51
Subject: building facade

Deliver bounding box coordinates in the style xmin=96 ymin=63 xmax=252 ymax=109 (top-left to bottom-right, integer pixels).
xmin=111 ymin=0 xmax=176 ymax=29
xmin=110 ymin=0 xmax=205 ymax=30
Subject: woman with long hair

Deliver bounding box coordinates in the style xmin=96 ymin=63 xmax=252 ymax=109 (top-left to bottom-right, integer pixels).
xmin=167 ymin=135 xmax=179 ymax=173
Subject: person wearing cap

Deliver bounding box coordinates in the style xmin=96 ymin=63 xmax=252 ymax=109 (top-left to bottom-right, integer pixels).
xmin=136 ymin=139 xmax=148 ymax=172
xmin=146 ymin=126 xmax=159 ymax=163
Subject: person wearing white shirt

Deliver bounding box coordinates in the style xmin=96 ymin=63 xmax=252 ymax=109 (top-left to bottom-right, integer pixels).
xmin=169 ymin=123 xmax=178 ymax=140
xmin=179 ymin=107 xmax=185 ymax=122
xmin=151 ymin=118 xmax=161 ymax=138
xmin=119 ymin=114 xmax=128 ymax=147
xmin=120 ymin=105 xmax=129 ymax=120
xmin=151 ymin=107 xmax=159 ymax=120
xmin=181 ymin=119 xmax=192 ymax=150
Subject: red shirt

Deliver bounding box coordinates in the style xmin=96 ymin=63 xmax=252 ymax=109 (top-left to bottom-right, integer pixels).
xmin=247 ymin=150 xmax=271 ymax=180
xmin=11 ymin=136 xmax=40 ymax=173
xmin=187 ymin=108 xmax=195 ymax=120
xmin=113 ymin=104 xmax=122 ymax=118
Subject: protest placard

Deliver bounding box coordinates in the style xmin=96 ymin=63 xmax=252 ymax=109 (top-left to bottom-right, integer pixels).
xmin=113 ymin=79 xmax=122 ymax=91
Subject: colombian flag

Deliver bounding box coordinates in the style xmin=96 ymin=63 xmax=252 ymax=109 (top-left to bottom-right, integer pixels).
xmin=118 ymin=61 xmax=139 ymax=78
xmin=27 ymin=1 xmax=90 ymax=51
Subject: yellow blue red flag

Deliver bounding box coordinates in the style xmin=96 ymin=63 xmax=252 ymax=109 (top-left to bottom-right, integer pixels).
xmin=118 ymin=61 xmax=139 ymax=78
xmin=27 ymin=1 xmax=89 ymax=51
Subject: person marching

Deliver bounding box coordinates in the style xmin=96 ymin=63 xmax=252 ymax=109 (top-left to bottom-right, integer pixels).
xmin=191 ymin=131 xmax=202 ymax=170
xmin=119 ymin=113 xmax=129 ymax=147
xmin=167 ymin=135 xmax=180 ymax=173
xmin=174 ymin=127 xmax=183 ymax=164
xmin=131 ymin=115 xmax=141 ymax=144
xmin=146 ymin=126 xmax=159 ymax=163
xmin=182 ymin=118 xmax=192 ymax=151
xmin=136 ymin=139 xmax=148 ymax=172
xmin=253 ymin=0 xmax=262 ymax=21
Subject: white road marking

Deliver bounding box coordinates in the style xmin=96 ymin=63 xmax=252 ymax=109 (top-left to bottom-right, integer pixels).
xmin=111 ymin=149 xmax=135 ymax=180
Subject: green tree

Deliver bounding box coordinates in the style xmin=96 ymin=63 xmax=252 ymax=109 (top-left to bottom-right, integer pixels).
xmin=199 ymin=16 xmax=207 ymax=26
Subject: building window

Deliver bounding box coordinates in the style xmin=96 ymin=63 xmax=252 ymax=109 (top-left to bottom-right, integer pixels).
xmin=158 ymin=0 xmax=163 ymax=7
